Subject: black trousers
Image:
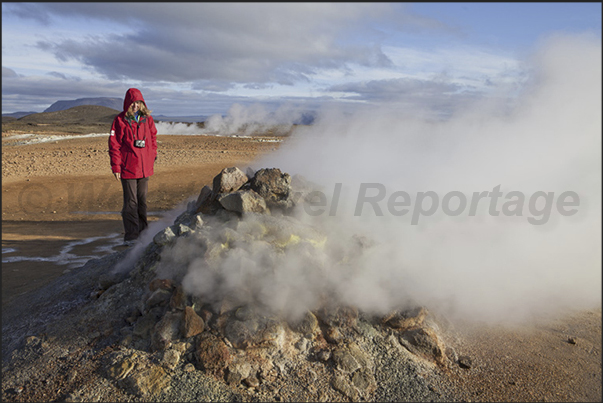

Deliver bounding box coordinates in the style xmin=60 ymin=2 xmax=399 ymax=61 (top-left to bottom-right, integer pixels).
xmin=121 ymin=177 xmax=149 ymax=241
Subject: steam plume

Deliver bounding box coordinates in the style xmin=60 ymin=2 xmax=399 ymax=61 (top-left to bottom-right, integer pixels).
xmin=157 ymin=33 xmax=601 ymax=325
xmin=202 ymin=103 xmax=307 ymax=136
xmin=155 ymin=102 xmax=308 ymax=136
xmin=254 ymin=33 xmax=602 ymax=323
xmin=156 ymin=122 xmax=205 ymax=135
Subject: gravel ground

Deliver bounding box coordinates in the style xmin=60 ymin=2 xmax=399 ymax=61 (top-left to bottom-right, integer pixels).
xmin=2 ymin=131 xmax=601 ymax=402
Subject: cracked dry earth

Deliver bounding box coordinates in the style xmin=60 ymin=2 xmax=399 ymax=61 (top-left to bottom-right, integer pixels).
xmin=2 ymin=132 xmax=602 ymax=402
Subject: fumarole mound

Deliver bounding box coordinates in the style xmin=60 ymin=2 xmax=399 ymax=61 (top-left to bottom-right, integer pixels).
xmin=2 ymin=167 xmax=468 ymax=402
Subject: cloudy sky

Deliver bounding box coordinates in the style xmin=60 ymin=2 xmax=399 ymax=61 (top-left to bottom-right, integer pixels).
xmin=2 ymin=2 xmax=601 ymax=117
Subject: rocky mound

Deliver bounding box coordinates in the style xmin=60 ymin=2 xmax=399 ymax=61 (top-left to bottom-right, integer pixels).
xmin=1 ymin=167 xmax=467 ymax=402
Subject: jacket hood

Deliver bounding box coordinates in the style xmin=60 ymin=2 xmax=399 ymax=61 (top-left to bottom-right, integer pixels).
xmin=123 ymin=88 xmax=146 ymax=112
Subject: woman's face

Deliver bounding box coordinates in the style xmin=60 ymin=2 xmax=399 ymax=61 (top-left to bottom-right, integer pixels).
xmin=132 ymin=102 xmax=140 ymax=113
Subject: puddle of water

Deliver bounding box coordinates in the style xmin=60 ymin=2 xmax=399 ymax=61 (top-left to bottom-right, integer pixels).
xmin=2 ymin=233 xmax=124 ymax=269
xmin=3 ymin=210 xmax=169 ymax=270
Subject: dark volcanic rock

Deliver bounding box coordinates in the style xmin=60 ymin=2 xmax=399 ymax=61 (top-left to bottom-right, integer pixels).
xmin=250 ymin=167 xmax=293 ymax=211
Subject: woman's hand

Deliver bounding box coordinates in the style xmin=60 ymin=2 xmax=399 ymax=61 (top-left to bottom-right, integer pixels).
xmin=113 ymin=172 xmax=121 ymax=180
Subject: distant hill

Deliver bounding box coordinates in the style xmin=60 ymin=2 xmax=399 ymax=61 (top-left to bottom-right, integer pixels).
xmin=2 ymin=105 xmax=120 ymax=134
xmin=44 ymin=97 xmax=122 ymax=113
xmin=2 ymin=111 xmax=38 ymax=119
xmin=18 ymin=105 xmax=119 ymax=125
xmin=2 ymin=116 xmax=17 ymax=124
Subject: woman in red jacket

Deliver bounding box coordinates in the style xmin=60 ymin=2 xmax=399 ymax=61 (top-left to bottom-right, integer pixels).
xmin=109 ymin=88 xmax=158 ymax=245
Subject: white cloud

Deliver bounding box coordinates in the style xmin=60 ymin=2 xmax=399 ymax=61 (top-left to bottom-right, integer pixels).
xmin=7 ymin=3 xmax=405 ymax=84
xmin=2 ymin=3 xmax=598 ymax=118
xmin=382 ymin=45 xmax=525 ymax=87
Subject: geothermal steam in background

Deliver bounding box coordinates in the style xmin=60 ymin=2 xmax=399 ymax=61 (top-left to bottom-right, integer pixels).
xmin=251 ymin=33 xmax=601 ymax=323
xmin=155 ymin=103 xmax=308 ymax=136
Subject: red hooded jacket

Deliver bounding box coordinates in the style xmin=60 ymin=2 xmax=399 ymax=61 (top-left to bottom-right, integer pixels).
xmin=109 ymin=88 xmax=158 ymax=179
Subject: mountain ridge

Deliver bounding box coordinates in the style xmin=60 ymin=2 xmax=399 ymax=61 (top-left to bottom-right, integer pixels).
xmin=1 ymin=105 xmax=120 ymax=135
xmin=44 ymin=97 xmax=122 ymax=113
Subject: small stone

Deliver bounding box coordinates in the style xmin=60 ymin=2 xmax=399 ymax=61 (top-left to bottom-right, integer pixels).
xmin=352 ymin=370 xmax=376 ymax=392
xmin=153 ymin=226 xmax=176 ymax=246
xmin=107 ymin=357 xmax=136 ymax=380
xmin=331 ymin=374 xmax=359 ymax=401
xmin=234 ymin=305 xmax=254 ymax=321
xmin=162 ymin=349 xmax=181 ymax=370
xmin=446 ymin=346 xmax=458 ymax=363
xmin=458 ymin=355 xmax=472 ymax=369
xmin=332 ymin=349 xmax=361 ymax=373
xmin=317 ymin=349 xmax=331 ymax=362
xmin=399 ymin=327 xmax=446 ymax=364
xmin=289 ymin=311 xmax=319 ymax=337
xmin=193 ymin=214 xmax=204 ymax=229
xmin=133 ymin=313 xmax=159 ymax=339
xmin=196 ymin=333 xmax=231 ymax=375
xmin=124 ymin=365 xmax=170 ymax=397
xmin=383 ymin=306 xmax=427 ymax=330
xmin=218 ymin=190 xmax=267 ymax=214
xmin=145 ymin=288 xmax=172 ymax=308
xmin=120 ymin=334 xmax=133 ymax=347
xmin=226 ymin=360 xmax=252 ymax=385
xmin=149 ymin=278 xmax=174 ymax=292
xmin=195 ymin=186 xmax=215 ymax=214
xmin=250 ymin=168 xmax=293 ymax=210
xmin=170 ymin=286 xmax=186 ymax=310
xmin=177 ymin=223 xmax=193 ymax=236
xmin=152 ymin=311 xmax=183 ymax=351
xmin=567 ymin=336 xmax=577 ymax=345
xmin=181 ymin=306 xmax=205 ymax=338
xmin=324 ymin=327 xmax=343 ymax=344
xmin=90 ymin=290 xmax=104 ymax=299
xmin=199 ymin=309 xmax=213 ymax=324
xmin=212 ymin=167 xmax=248 ymax=194
xmin=244 ymin=375 xmax=260 ymax=388
xmin=295 ymin=337 xmax=310 ymax=353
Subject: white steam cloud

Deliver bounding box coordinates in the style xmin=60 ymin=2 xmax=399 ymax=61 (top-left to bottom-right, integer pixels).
xmin=156 ymin=122 xmax=205 ymax=135
xmin=157 ymin=34 xmax=601 ymax=325
xmin=203 ymin=103 xmax=307 ymax=136
xmin=155 ymin=102 xmax=308 ymax=136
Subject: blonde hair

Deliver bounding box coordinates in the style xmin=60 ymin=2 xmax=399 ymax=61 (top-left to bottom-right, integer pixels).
xmin=126 ymin=101 xmax=152 ymax=117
